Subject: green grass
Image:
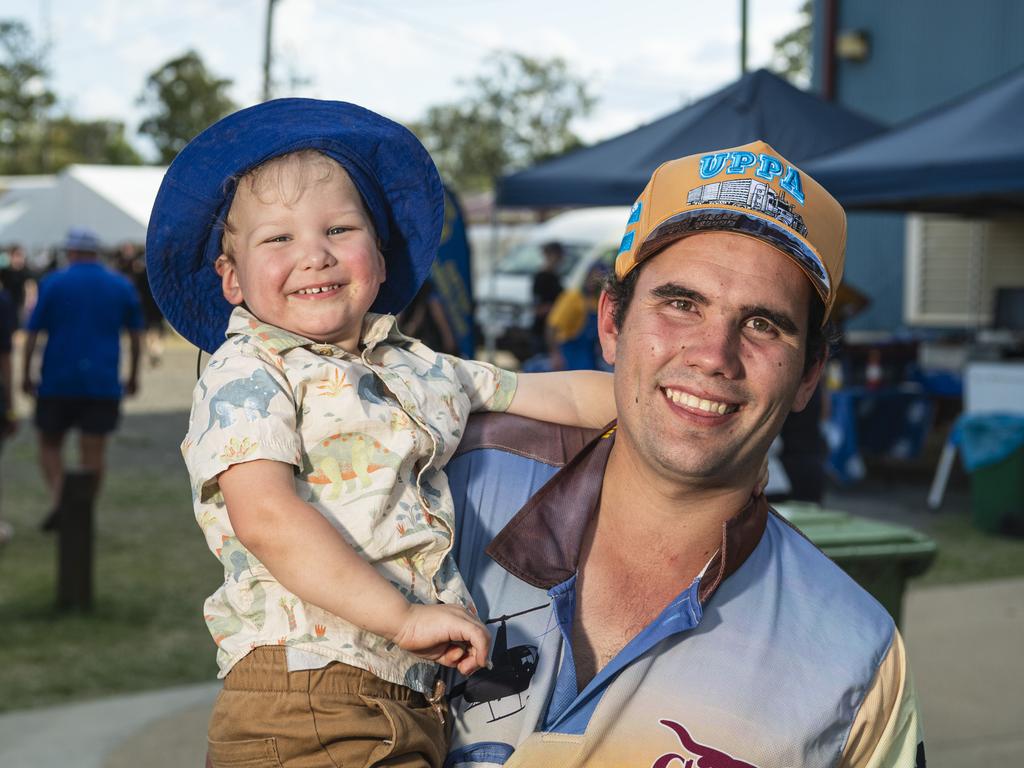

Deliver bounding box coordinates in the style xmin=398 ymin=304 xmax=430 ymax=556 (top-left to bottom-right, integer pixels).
xmin=911 ymin=513 xmax=1024 ymax=587
xmin=0 ymin=412 xmax=221 ymax=713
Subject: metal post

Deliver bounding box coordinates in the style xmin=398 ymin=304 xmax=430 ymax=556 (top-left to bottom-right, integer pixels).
xmin=740 ymin=0 xmax=748 ymax=75
xmin=262 ymin=0 xmax=281 ymax=102
xmin=56 ymin=470 xmax=99 ymax=611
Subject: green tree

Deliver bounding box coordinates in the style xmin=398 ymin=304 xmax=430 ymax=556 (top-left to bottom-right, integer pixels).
xmin=412 ymin=51 xmax=596 ymax=194
xmin=772 ymin=0 xmax=813 ymax=86
xmin=137 ymin=50 xmax=236 ymax=163
xmin=46 ymin=115 xmax=142 ymax=169
xmin=0 ymin=19 xmax=57 ymax=173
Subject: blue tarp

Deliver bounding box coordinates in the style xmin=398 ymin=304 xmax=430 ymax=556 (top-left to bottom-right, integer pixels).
xmin=952 ymin=413 xmax=1024 ymax=473
xmin=804 ymin=66 xmax=1024 ymax=213
xmin=496 ymin=69 xmax=883 ymax=208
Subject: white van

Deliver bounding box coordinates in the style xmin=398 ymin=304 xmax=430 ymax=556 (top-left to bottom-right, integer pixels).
xmin=475 ymin=206 xmax=630 ymax=354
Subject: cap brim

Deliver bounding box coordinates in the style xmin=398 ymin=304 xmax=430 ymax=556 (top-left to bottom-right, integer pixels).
xmin=636 ymin=207 xmax=832 ymax=307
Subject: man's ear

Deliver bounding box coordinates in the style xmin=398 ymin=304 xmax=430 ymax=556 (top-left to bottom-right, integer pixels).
xmin=215 ymin=255 xmax=244 ymax=306
xmin=791 ymin=353 xmax=826 ymax=412
xmin=596 ymin=290 xmax=619 ymax=367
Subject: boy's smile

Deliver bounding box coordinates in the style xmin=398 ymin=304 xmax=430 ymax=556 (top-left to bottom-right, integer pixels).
xmin=216 ymin=154 xmax=385 ymax=353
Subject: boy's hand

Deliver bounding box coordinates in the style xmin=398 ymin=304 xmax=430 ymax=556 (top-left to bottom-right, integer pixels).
xmin=392 ymin=604 xmax=491 ymax=676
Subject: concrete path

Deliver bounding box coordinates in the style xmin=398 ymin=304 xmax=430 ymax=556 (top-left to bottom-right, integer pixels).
xmin=1 ymin=577 xmax=1022 ymax=767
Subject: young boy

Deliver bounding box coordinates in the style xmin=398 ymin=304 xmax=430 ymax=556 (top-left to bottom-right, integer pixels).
xmin=146 ymin=99 xmax=615 ymax=768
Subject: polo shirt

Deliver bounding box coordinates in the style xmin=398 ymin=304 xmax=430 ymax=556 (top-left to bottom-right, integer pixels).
xmin=27 ymin=262 xmax=143 ymax=398
xmin=444 ymin=414 xmax=924 ymax=768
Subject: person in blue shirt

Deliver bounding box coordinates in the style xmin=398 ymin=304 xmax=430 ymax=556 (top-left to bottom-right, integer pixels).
xmin=21 ymin=228 xmax=143 ymax=530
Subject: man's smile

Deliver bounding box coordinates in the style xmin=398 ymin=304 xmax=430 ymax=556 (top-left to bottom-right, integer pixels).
xmin=661 ymin=386 xmax=741 ymax=416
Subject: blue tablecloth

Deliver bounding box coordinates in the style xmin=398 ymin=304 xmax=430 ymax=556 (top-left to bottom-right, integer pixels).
xmin=825 ymin=386 xmax=935 ymax=484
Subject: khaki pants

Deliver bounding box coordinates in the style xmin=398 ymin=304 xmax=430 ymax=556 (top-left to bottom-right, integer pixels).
xmin=207 ymin=647 xmax=447 ymax=768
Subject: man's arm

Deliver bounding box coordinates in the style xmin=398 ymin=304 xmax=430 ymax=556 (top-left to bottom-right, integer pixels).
xmin=218 ymin=459 xmax=491 ymax=675
xmin=21 ymin=330 xmax=38 ymax=397
xmin=839 ymin=631 xmax=925 ymax=768
xmin=125 ymin=330 xmax=141 ymax=396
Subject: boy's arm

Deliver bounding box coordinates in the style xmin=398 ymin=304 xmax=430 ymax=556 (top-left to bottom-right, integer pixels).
xmin=508 ymin=370 xmax=615 ymax=428
xmin=218 ymin=458 xmax=490 ymax=674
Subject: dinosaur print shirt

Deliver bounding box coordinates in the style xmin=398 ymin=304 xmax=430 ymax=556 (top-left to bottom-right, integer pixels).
xmin=182 ymin=307 xmax=517 ymax=692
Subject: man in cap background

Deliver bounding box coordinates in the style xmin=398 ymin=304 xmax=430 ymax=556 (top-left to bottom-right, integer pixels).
xmin=444 ymin=142 xmax=924 ymax=767
xmin=21 ymin=227 xmax=143 ymax=530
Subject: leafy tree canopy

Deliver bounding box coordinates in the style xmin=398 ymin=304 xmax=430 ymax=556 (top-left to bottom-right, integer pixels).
xmin=0 ymin=19 xmax=56 ymax=173
xmin=412 ymin=50 xmax=596 ymax=194
xmin=772 ymin=0 xmax=813 ymax=87
xmin=137 ymin=50 xmax=236 ymax=163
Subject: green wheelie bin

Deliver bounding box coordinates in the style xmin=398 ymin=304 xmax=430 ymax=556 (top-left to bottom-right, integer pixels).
xmin=774 ymin=502 xmax=937 ymax=627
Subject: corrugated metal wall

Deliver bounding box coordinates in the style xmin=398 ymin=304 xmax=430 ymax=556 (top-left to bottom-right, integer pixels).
xmin=810 ymin=0 xmax=1024 ymax=331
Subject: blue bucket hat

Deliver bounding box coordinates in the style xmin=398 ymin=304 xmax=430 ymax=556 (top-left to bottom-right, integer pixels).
xmin=146 ymin=98 xmax=444 ymax=353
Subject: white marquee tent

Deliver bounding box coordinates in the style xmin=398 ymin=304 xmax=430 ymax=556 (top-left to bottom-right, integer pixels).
xmin=0 ymin=164 xmax=167 ymax=253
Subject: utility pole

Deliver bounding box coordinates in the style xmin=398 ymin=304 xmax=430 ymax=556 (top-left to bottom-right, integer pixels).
xmin=740 ymin=0 xmax=749 ymax=75
xmin=262 ymin=0 xmax=281 ymax=102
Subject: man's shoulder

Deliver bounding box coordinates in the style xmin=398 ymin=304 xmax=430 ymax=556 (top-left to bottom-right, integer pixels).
xmin=455 ymin=412 xmax=601 ymax=467
xmin=760 ymin=509 xmax=896 ymax=634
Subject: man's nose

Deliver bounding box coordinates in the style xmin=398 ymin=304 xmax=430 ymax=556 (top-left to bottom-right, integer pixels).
xmin=680 ymin=322 xmax=743 ymax=379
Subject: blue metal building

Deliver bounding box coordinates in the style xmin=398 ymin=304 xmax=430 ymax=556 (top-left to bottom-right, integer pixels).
xmin=810 ymin=0 xmax=1024 ymax=331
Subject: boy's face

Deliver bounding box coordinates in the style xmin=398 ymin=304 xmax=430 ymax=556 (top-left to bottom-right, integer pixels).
xmin=217 ymin=158 xmax=385 ymax=353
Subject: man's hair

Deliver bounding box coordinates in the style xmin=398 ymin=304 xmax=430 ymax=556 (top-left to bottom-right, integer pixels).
xmin=220 ymin=150 xmax=371 ymax=259
xmin=603 ymin=258 xmax=838 ymax=373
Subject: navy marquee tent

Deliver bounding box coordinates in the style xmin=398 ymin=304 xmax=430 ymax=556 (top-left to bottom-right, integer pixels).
xmin=496 ymin=69 xmax=883 ymax=208
xmin=804 ymin=66 xmax=1024 ymax=214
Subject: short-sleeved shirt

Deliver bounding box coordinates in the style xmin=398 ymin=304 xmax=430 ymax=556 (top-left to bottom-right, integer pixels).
xmin=183 ymin=307 xmax=517 ymax=692
xmin=26 ymin=262 xmax=144 ymax=398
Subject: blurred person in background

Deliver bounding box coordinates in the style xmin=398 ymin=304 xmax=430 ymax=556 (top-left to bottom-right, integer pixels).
xmin=0 ymin=243 xmax=35 ymax=326
xmin=21 ymin=228 xmax=143 ymax=530
xmin=398 ymin=277 xmax=459 ymax=356
xmin=543 ymin=260 xmax=611 ymax=371
xmin=0 ymin=285 xmax=16 ymax=547
xmin=530 ymin=240 xmax=565 ymax=354
xmin=118 ymin=242 xmax=166 ymax=367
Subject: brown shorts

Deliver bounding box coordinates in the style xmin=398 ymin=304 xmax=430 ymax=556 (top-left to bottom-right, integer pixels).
xmin=207 ymin=647 xmax=448 ymax=768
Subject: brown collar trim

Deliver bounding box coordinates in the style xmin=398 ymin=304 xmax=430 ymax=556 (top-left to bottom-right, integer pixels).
xmin=485 ymin=422 xmax=769 ymax=602
xmin=485 ymin=423 xmax=616 ymax=589
xmin=696 ymin=493 xmax=769 ymax=603
xmin=454 ymin=412 xmax=603 ymax=467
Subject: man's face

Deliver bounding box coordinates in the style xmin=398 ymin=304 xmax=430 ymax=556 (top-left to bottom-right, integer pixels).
xmin=598 ymin=231 xmax=823 ymax=490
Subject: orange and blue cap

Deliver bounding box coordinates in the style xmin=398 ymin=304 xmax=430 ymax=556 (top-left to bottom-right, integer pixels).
xmin=614 ymin=140 xmax=846 ymax=322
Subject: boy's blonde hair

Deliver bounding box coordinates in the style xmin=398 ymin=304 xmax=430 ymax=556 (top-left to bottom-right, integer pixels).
xmin=220 ymin=150 xmax=372 ymax=258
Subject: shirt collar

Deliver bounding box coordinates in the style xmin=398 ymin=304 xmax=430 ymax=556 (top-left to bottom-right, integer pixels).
xmin=225 ymin=306 xmax=413 ymax=356
xmin=484 ymin=424 xmax=769 ymax=604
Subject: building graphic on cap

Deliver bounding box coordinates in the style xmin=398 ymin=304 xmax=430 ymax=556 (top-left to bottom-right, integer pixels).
xmin=685 ymin=179 xmax=808 ymax=237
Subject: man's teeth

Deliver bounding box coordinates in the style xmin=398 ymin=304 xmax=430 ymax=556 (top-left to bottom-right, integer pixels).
xmin=296 ymin=284 xmax=340 ymax=295
xmin=665 ymin=388 xmax=735 ymax=415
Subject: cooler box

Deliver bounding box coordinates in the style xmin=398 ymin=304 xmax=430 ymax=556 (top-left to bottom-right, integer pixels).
xmin=775 ymin=502 xmax=937 ymax=627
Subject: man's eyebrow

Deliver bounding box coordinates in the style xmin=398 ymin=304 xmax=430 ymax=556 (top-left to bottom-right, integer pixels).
xmin=650 ymin=283 xmax=708 ymax=305
xmin=741 ymin=304 xmax=800 ymax=335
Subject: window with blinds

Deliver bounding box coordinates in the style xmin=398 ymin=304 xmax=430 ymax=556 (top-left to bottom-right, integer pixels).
xmin=904 ymin=214 xmax=1024 ymax=327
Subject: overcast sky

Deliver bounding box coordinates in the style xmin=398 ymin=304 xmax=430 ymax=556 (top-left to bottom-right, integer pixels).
xmin=3 ymin=0 xmax=805 ymax=160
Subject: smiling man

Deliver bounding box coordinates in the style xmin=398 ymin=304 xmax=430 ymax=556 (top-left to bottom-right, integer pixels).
xmin=445 ymin=141 xmax=924 ymax=768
